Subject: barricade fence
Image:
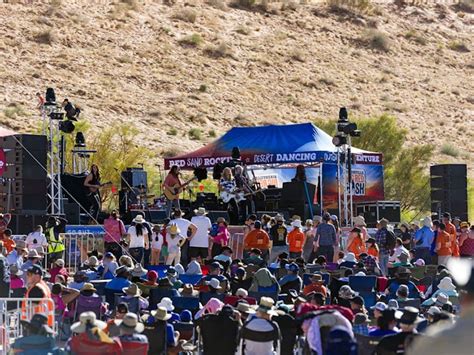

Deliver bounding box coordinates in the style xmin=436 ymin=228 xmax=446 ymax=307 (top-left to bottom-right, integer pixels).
xmin=62 ymin=233 xmax=105 ymax=275
xmin=0 ymin=298 xmax=56 ymax=355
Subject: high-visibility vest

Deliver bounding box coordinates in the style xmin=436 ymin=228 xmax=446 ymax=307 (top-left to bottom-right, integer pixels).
xmin=21 ymin=280 xmax=55 ymax=327
xmin=47 ymin=228 xmax=65 ymax=254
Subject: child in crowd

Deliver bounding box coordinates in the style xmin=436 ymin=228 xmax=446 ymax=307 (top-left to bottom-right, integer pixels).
xmin=166 ymin=224 xmax=185 ymax=266
xmin=211 ymin=218 xmax=230 ymax=257
xmin=9 ymin=264 xmax=25 ymax=290
xmin=288 ymin=219 xmax=305 ymax=259
xmin=102 ymin=252 xmax=119 ymax=279
xmin=150 ymin=224 xmax=163 ymax=265
xmin=367 ymin=238 xmax=379 ymax=260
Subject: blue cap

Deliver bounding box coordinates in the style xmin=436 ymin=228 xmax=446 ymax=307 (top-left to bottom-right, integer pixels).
xmin=210 ymin=261 xmax=223 ymax=270
xmin=254 ymin=220 xmax=262 ymax=228
xmin=285 ymin=262 xmax=299 ymax=272
xmin=27 ymin=264 xmax=44 ymax=277
xmin=180 ymin=310 xmax=192 ymax=322
xmin=104 ymin=252 xmax=114 ymax=258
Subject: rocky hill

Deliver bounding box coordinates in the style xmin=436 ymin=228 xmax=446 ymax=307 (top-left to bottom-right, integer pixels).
xmin=0 ymin=0 xmax=472 ymax=169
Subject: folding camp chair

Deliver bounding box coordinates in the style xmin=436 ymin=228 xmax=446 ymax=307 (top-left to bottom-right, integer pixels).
xmin=149 ymin=288 xmax=179 ymax=310
xmin=248 ymin=291 xmax=279 ymax=302
xmin=349 ymin=275 xmax=377 ymax=293
xmin=355 ymin=334 xmax=383 ymax=355
xmin=171 ymin=296 xmax=201 ymax=314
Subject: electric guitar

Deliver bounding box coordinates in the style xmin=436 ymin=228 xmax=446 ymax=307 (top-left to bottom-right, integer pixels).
xmin=87 ymin=181 xmax=112 ymax=195
xmin=164 ymin=177 xmax=197 ymax=201
xmin=220 ymin=189 xmax=262 ymax=203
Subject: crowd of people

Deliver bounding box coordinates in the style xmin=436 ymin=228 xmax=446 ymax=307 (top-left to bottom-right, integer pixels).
xmin=0 ymin=209 xmax=473 ymax=354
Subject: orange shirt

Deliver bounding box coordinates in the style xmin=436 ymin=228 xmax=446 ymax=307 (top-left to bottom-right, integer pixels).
xmin=303 ymin=282 xmax=328 ymax=297
xmin=288 ymin=229 xmax=305 ymax=253
xmin=437 ymin=230 xmax=452 ymax=256
xmin=244 ymin=229 xmax=270 ymax=250
xmin=368 ymin=245 xmax=379 ymax=259
xmin=347 ymin=236 xmax=366 ymax=257
xmin=3 ymin=238 xmax=15 ymax=254
xmin=445 ymin=222 xmax=459 ymax=256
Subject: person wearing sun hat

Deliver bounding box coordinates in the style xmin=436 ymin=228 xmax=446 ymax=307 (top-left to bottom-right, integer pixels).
xmin=422 ymin=276 xmax=458 ymax=307
xmin=240 ymin=296 xmax=281 ymax=354
xmin=12 ymin=313 xmax=56 ymax=353
xmin=116 ymin=312 xmax=148 ymax=345
xmin=127 ymin=214 xmax=149 ymax=265
xmin=189 ymin=207 xmax=212 ymax=262
xmin=269 ymin=213 xmax=289 ymax=262
xmin=303 ymin=273 xmax=328 ymax=297
xmin=49 ymin=258 xmax=69 ymax=285
xmin=376 ymin=306 xmax=422 ymax=354
xmin=120 ymin=283 xmax=149 ymax=311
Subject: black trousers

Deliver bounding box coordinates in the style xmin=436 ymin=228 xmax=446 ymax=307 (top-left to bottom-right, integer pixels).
xmin=87 ymin=192 xmax=101 ymax=222
xmin=225 ymin=199 xmax=240 ymax=225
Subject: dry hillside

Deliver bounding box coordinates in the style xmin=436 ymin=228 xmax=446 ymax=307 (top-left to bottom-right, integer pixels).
xmin=0 ymin=0 xmax=473 ymax=169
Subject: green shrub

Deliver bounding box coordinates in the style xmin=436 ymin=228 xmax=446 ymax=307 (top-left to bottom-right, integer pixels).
xmin=167 ymin=128 xmax=178 ymax=136
xmin=179 ymin=33 xmax=204 ymax=47
xmin=198 ymin=84 xmax=208 ymax=92
xmin=447 ymin=41 xmax=470 ymax=52
xmin=440 ymin=143 xmax=460 ymax=157
xmin=361 ymin=29 xmax=390 ymax=52
xmin=173 ymin=8 xmax=198 ymax=23
xmin=209 ymin=129 xmax=216 ymax=137
xmin=189 ymin=128 xmax=202 ymax=140
xmin=404 ymin=30 xmax=427 ymax=45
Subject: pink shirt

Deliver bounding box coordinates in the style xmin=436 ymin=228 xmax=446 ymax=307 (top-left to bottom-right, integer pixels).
xmin=103 ymin=217 xmax=126 ymax=243
xmin=164 ymin=174 xmax=181 ymax=188
xmin=214 ymin=226 xmax=230 ymax=246
xmin=10 ymin=276 xmax=24 ymax=290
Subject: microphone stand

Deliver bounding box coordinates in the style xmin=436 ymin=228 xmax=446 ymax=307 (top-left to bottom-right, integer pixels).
xmin=117 ymin=169 xmax=138 ymax=213
xmin=156 ymin=164 xmax=163 ymax=197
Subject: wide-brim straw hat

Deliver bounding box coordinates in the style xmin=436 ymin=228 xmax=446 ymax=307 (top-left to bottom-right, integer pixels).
xmin=353 ymin=216 xmax=366 ymax=227
xmin=71 ymin=311 xmax=107 ymax=333
xmin=81 ymin=283 xmax=97 ymax=293
xmin=114 ymin=313 xmax=145 ymax=333
xmin=27 ymin=249 xmax=43 ymax=259
xmin=291 ymin=219 xmax=303 ymax=228
xmin=123 ymin=283 xmax=142 ymax=297
xmin=151 ymin=306 xmax=172 ymax=321
xmin=256 ymin=297 xmax=278 ymax=316
xmin=133 ymin=215 xmax=145 ymax=223
xmin=194 ymin=207 xmax=208 ymax=215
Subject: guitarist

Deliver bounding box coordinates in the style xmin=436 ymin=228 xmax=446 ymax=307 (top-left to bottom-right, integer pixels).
xmin=83 ymin=164 xmax=104 ymax=222
xmin=218 ymin=167 xmax=239 ymax=225
xmin=234 ymin=165 xmax=255 ymax=223
xmin=163 ymin=165 xmax=183 ymax=218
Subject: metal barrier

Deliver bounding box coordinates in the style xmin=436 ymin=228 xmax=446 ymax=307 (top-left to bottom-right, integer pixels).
xmin=62 ymin=233 xmax=105 ymax=274
xmin=0 ymin=297 xmax=56 ymax=355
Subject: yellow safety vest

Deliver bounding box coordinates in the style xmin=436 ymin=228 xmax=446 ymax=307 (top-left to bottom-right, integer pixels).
xmin=47 ymin=228 xmax=65 ymax=253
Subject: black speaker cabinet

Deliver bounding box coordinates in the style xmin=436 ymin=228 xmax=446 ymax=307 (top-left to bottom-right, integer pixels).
xmin=121 ymin=168 xmax=147 ymax=190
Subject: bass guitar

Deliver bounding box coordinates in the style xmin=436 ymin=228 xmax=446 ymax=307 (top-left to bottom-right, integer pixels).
xmin=164 ymin=177 xmax=197 ymax=201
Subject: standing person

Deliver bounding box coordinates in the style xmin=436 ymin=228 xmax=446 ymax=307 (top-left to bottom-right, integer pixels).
xmin=25 ymin=225 xmax=48 ymax=252
xmin=375 ymin=218 xmax=392 ymax=276
xmin=210 ymin=217 xmax=230 ymax=258
xmin=127 ymin=215 xmax=149 ymax=264
xmin=330 ymin=215 xmax=342 ymax=262
xmin=302 ymin=219 xmax=315 ymax=262
xmin=436 ymin=223 xmax=452 ymax=266
xmin=218 ymin=167 xmax=239 ymax=225
xmin=459 ymin=224 xmax=474 ymax=257
xmin=243 ymin=221 xmax=271 ymax=261
xmin=165 ymin=224 xmax=186 ymax=266
xmin=269 ymin=214 xmax=288 ymax=263
xmin=314 ymin=213 xmax=337 ymax=263
xmin=442 ymin=212 xmax=459 ymax=258
xmin=103 ymin=211 xmax=126 ymax=260
xmin=346 ymin=227 xmax=366 ymax=258
xmin=83 ymin=164 xmax=105 ymax=222
xmin=150 ymin=225 xmax=163 ymax=265
xmin=7 ymin=240 xmax=27 ymax=269
xmin=163 ymin=165 xmax=183 ymax=218
xmin=45 ymin=216 xmax=67 ymax=268
xmin=240 ymin=297 xmax=280 ymax=355
xmin=0 ymin=213 xmax=12 ymax=241
xmin=308 ymin=215 xmax=322 ymax=263
xmin=36 ymin=92 xmax=45 ymax=111
xmin=287 ymin=219 xmax=305 ymax=259
xmin=353 ymin=215 xmax=368 ymax=241
xmin=171 ymin=209 xmax=197 ymax=265
xmin=189 ymin=207 xmax=212 ymax=262
xmin=0 ymin=242 xmax=10 ymax=297
xmin=22 ymin=265 xmax=54 ymax=327
xmin=234 ymin=165 xmax=255 ymax=221
xmin=399 ymin=222 xmax=413 ymax=250
xmin=414 ymin=216 xmax=435 ymax=264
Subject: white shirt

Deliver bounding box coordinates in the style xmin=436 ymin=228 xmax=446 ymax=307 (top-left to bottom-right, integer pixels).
xmin=240 ymin=317 xmax=279 ymax=355
xmin=167 ymin=233 xmax=185 ymax=254
xmin=172 ymin=218 xmax=192 ymax=238
xmin=190 ymin=216 xmax=212 ymax=248
xmin=151 ymin=232 xmax=163 ymax=250
xmin=25 ymin=232 xmax=48 ymax=250
xmin=128 ymin=225 xmax=148 ymax=248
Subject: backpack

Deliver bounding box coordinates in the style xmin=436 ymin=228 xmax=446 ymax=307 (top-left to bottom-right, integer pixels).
xmin=325 ymin=326 xmax=358 ymax=355
xmin=385 ymin=229 xmax=397 ymax=250
xmin=240 ymin=318 xmax=280 ymax=353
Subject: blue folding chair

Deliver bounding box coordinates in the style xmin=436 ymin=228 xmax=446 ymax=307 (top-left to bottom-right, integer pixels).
xmin=348 ymin=275 xmax=377 ymax=293
xmin=149 ymin=288 xmax=179 ymax=310
xmin=178 ymin=274 xmax=203 ymax=286
xmin=360 ymin=292 xmax=377 ymax=309
xmin=171 ymin=296 xmax=201 ymax=314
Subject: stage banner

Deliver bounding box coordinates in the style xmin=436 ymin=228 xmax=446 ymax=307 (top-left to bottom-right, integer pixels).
xmin=251 ymin=167 xmax=320 ymax=189
xmin=322 ymin=163 xmax=384 ymax=210
xmin=0 ymin=148 xmax=5 ymax=176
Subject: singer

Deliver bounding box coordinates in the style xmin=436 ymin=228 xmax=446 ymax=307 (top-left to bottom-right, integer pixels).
xmin=163 ymin=165 xmax=183 ymax=218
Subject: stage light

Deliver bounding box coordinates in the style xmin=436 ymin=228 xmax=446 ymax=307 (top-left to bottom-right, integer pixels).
xmin=59 ymin=120 xmax=75 ymax=134
xmin=332 ymin=134 xmax=347 ymax=147
xmin=45 ymin=88 xmax=56 ymax=104
xmin=50 ymin=112 xmax=64 ymax=120
xmin=75 ymin=132 xmax=86 ymax=147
